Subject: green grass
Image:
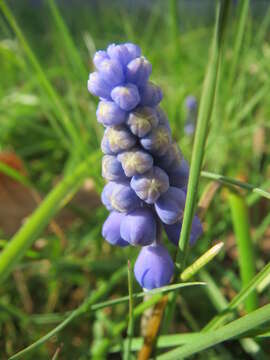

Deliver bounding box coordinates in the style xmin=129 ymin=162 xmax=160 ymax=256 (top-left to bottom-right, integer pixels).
xmin=0 ymin=0 xmax=270 ymax=359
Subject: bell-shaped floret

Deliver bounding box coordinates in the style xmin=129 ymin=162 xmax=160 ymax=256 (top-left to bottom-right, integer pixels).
xmin=130 ymin=166 xmax=169 ymax=204
xmin=154 ymin=187 xmax=186 ymax=224
xmin=140 ymin=125 xmax=172 ymax=156
xmin=127 ymin=106 xmax=158 ymax=138
xmin=120 ymin=207 xmax=156 ymax=246
xmin=134 ymin=244 xmax=174 ymax=289
xmin=102 ymin=126 xmax=137 ymax=154
xmin=107 ymin=43 xmax=133 ymax=66
xmin=168 ymin=160 xmax=189 ymax=189
xmin=164 ymin=215 xmax=203 ymax=246
xmin=102 ymin=155 xmax=126 ymax=181
xmin=102 ymin=211 xmax=129 ymax=247
xmin=111 ymin=84 xmax=140 ymax=111
xmin=110 ymin=182 xmax=141 ymax=213
xmin=97 ymin=101 xmax=127 ymax=127
xmin=139 ymin=82 xmax=163 ymax=107
xmin=87 ymin=72 xmax=112 ymax=99
xmin=93 ymin=50 xmax=109 ymax=69
xmin=126 ymin=57 xmax=152 ymax=86
xmin=98 ymin=58 xmax=125 ymax=87
xmin=118 ymin=149 xmax=153 ymax=177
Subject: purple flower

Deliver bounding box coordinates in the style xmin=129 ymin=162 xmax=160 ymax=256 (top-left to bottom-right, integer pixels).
xmin=127 ymin=106 xmax=158 ymax=138
xmin=185 ymin=95 xmax=197 ymax=111
xmin=140 ymin=125 xmax=172 ymax=156
xmin=126 ymin=57 xmax=152 ymax=86
xmin=93 ymin=50 xmax=109 ymax=69
xmin=134 ymin=244 xmax=174 ymax=290
xmin=156 ymin=107 xmax=171 ymax=134
xmin=87 ymin=72 xmax=112 ymax=99
xmin=139 ymin=82 xmax=163 ymax=107
xmin=124 ymin=42 xmax=141 ymax=59
xmin=184 ymin=95 xmax=198 ymax=135
xmin=156 ymin=142 xmax=183 ymax=172
xmin=102 ymin=211 xmax=129 ymax=247
xmin=130 ymin=166 xmax=169 ymax=204
xmin=110 ymin=182 xmax=141 ymax=213
xmin=102 ymin=155 xmax=126 ymax=181
xmin=164 ymin=215 xmax=203 ymax=246
xmin=111 ymin=83 xmax=140 ymax=111
xmin=103 ymin=126 xmax=137 ymax=154
xmin=98 ymin=58 xmax=125 ymax=87
xmin=107 ymin=43 xmax=133 ymax=66
xmin=120 ymin=207 xmax=156 ymax=246
xmin=101 ymin=181 xmax=117 ymax=211
xmin=118 ymin=149 xmax=153 ymax=177
xmin=88 ymin=42 xmax=203 ymax=289
xmin=168 ymin=159 xmax=189 ymax=189
xmin=154 ymin=187 xmax=186 ymax=224
xmin=97 ymin=101 xmax=127 ymax=126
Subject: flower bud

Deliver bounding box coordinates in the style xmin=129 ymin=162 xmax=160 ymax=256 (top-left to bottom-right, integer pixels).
xmin=168 ymin=159 xmax=189 ymax=189
xmin=120 ymin=207 xmax=156 ymax=246
xmin=102 ymin=155 xmax=126 ymax=181
xmin=154 ymin=187 xmax=186 ymax=224
xmin=126 ymin=57 xmax=152 ymax=86
xmin=164 ymin=215 xmax=203 ymax=246
xmin=97 ymin=101 xmax=127 ymax=126
xmin=130 ymin=166 xmax=169 ymax=204
xmin=127 ymin=106 xmax=158 ymax=138
xmin=139 ymin=82 xmax=163 ymax=107
xmin=111 ymin=84 xmax=140 ymax=111
xmin=93 ymin=50 xmax=109 ymax=69
xmin=140 ymin=125 xmax=171 ymax=156
xmin=110 ymin=182 xmax=141 ymax=212
xmin=118 ymin=149 xmax=153 ymax=177
xmin=124 ymin=43 xmax=141 ymax=59
xmin=103 ymin=126 xmax=137 ymax=154
xmin=98 ymin=58 xmax=124 ymax=87
xmin=156 ymin=142 xmax=183 ymax=172
xmin=134 ymin=244 xmax=174 ymax=290
xmin=102 ymin=211 xmax=129 ymax=247
xmin=156 ymin=107 xmax=171 ymax=134
xmin=107 ymin=43 xmax=132 ymax=66
xmin=87 ymin=71 xmax=112 ymax=99
xmin=101 ymin=181 xmax=116 ymax=210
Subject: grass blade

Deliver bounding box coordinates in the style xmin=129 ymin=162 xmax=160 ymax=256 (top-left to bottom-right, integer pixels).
xmin=47 ymin=0 xmax=87 ymax=81
xmin=0 ymin=152 xmax=100 ymax=283
xmin=177 ymin=0 xmax=230 ymax=269
xmin=180 ymin=242 xmax=224 ymax=281
xmin=228 ymin=191 xmax=258 ymax=312
xmin=157 ymin=303 xmax=270 ymax=359
xmin=201 ymin=171 xmax=270 ymax=201
xmin=228 ymin=0 xmax=249 ymax=87
xmin=0 ymin=0 xmax=81 ymax=149
xmin=9 ymin=266 xmax=126 ymax=360
xmin=204 ymin=260 xmax=270 ymax=331
xmin=123 ymin=261 xmax=134 ymax=360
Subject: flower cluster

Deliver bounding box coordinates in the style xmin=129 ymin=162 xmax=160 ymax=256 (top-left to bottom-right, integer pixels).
xmin=88 ymin=43 xmax=203 ymax=290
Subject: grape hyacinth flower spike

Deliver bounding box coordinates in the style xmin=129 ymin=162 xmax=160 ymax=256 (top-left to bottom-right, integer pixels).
xmin=88 ymin=42 xmax=203 ymax=290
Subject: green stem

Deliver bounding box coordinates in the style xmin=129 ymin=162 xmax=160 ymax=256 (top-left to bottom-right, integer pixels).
xmin=228 ymin=191 xmax=258 ymax=312
xmin=228 ymin=0 xmax=249 ymax=88
xmin=0 ymin=152 xmax=99 ymax=283
xmin=123 ymin=261 xmax=134 ymax=360
xmin=162 ymin=0 xmax=231 ymax=334
xmin=201 ymin=171 xmax=270 ymax=201
xmin=157 ymin=303 xmax=270 ymax=360
xmin=177 ymin=0 xmax=230 ymax=270
xmin=0 ymin=0 xmax=81 ymax=149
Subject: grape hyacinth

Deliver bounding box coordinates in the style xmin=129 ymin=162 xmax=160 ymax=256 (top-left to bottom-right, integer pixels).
xmin=88 ymin=43 xmax=203 ymax=290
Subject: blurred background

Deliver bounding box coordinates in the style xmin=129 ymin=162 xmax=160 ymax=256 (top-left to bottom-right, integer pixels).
xmin=0 ymin=0 xmax=270 ymax=359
